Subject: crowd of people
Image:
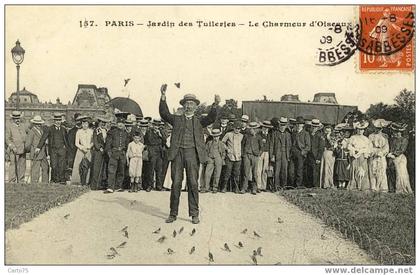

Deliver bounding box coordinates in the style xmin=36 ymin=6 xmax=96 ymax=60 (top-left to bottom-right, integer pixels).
xmin=6 ymin=102 xmax=414 ymax=196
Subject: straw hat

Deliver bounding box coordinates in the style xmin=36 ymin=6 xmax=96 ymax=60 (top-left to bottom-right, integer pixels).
xmin=241 ymin=115 xmax=250 ymax=122
xmin=390 ymin=122 xmax=407 ymax=132
xmin=30 ymin=115 xmax=45 ymax=124
xmin=261 ymin=120 xmax=273 ymax=128
xmin=354 ymin=121 xmax=369 ymax=129
xmin=372 ymin=119 xmax=391 ymax=128
xmin=180 ymin=94 xmax=200 ymax=106
xmin=209 ymin=128 xmax=222 ymax=137
xmin=248 ymin=121 xmax=260 ymax=129
xmin=10 ymin=110 xmax=23 ymax=119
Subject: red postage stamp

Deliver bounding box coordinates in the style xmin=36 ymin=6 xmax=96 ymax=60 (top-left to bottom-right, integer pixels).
xmin=359 ymin=5 xmax=415 ymax=71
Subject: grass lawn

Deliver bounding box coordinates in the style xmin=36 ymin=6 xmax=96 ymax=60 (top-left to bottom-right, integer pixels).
xmin=5 ymin=183 xmax=89 ymax=230
xmin=280 ymin=188 xmax=415 ymax=264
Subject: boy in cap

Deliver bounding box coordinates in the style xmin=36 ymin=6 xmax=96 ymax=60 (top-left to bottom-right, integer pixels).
xmin=202 ymin=129 xmax=226 ymax=193
xmin=36 ymin=112 xmax=70 ymax=184
xmin=6 ymin=110 xmax=27 ymax=183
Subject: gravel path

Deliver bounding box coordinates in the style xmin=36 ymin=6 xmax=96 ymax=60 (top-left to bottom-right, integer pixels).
xmin=6 ymin=191 xmax=376 ymax=265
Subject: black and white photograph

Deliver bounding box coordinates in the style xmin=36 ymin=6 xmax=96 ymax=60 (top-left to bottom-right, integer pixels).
xmin=2 ymin=3 xmax=416 ymax=274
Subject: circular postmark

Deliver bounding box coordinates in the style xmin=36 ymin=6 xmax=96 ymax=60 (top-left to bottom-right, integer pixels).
xmin=316 ymin=22 xmax=361 ymax=66
xmin=357 ymin=6 xmax=415 ymax=56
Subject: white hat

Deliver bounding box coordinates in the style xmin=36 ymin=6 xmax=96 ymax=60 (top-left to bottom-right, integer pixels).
xmin=241 ymin=115 xmax=249 ymax=122
xmin=372 ymin=119 xmax=391 ymax=128
xmin=30 ymin=115 xmax=45 ymax=124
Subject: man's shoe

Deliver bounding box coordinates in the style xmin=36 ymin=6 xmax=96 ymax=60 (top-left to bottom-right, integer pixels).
xmin=165 ymin=216 xmax=177 ymax=223
xmin=239 ymin=190 xmax=246 ymax=194
xmin=251 ymin=190 xmax=257 ymax=195
xmin=104 ymin=188 xmax=114 ymax=193
xmin=220 ymin=189 xmax=226 ymax=193
xmin=146 ymin=187 xmax=152 ymax=192
xmin=116 ymin=188 xmax=124 ymax=192
xmin=257 ymin=189 xmax=261 ymax=193
xmin=192 ymin=216 xmax=200 ymax=224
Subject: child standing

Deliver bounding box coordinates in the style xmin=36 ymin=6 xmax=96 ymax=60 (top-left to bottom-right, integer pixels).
xmin=202 ymin=129 xmax=226 ymax=193
xmin=333 ymin=139 xmax=350 ymax=189
xmin=126 ymin=131 xmax=145 ymax=192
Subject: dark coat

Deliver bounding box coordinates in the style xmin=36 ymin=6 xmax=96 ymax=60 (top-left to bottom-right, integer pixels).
xmin=309 ymin=131 xmax=326 ymax=161
xmin=37 ymin=125 xmax=70 ymax=153
xmin=159 ymin=98 xmax=218 ymax=163
xmin=93 ymin=128 xmax=107 ymax=151
xmin=269 ymin=129 xmax=292 ymax=159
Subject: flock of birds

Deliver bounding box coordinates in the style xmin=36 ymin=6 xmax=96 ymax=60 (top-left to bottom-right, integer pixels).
xmin=104 ymin=217 xmax=286 ymax=264
xmin=123 ymin=78 xmax=181 ymax=89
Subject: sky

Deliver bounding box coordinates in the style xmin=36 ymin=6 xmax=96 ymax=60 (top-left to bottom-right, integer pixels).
xmin=5 ymin=5 xmax=414 ymax=118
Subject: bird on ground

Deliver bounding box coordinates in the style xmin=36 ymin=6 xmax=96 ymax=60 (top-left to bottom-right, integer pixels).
xmin=321 ymin=234 xmax=327 ymax=240
xmin=277 ymin=217 xmax=284 ymax=224
xmin=238 ymin=241 xmax=244 ymax=248
xmin=124 ymin=79 xmax=131 ymax=87
xmin=253 ymin=231 xmax=261 ymax=238
xmin=157 ymin=236 xmax=167 ymax=243
xmin=174 ymin=82 xmax=181 ymax=88
xmin=257 ymin=247 xmax=263 ymax=256
xmin=208 ymin=252 xmax=214 ymax=262
xmin=241 ymin=229 xmax=248 ymax=234
xmin=123 ymin=230 xmax=129 ymax=239
xmin=167 ymin=248 xmax=175 ymax=255
xmin=121 ymin=226 xmax=128 ymax=232
xmin=253 ymin=250 xmax=258 ymax=257
xmin=109 ymin=247 xmax=119 ymax=255
xmin=152 ymin=228 xmax=161 ymax=234
xmin=179 ymin=226 xmax=184 ymax=234
xmin=117 ymin=241 xmax=127 ymax=249
xmin=106 ymin=254 xmax=116 ymax=259
xmin=130 ymin=200 xmax=137 ymax=206
xmin=189 ymin=246 xmax=196 ymax=254
xmin=190 ymin=228 xmax=196 ymax=236
xmin=223 ymin=243 xmax=231 ymax=252
xmin=251 ymin=254 xmax=258 ymax=265
xmin=64 ymin=214 xmax=70 ymax=219
xmin=173 ymin=230 xmax=177 ymax=238
xmin=275 ymin=262 xmax=282 ymax=265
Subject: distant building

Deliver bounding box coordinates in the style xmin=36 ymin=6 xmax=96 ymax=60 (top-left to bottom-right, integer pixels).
xmin=5 ymin=84 xmax=117 ymax=126
xmin=281 ymin=94 xmax=300 ymax=102
xmin=313 ymin=93 xmax=338 ymax=104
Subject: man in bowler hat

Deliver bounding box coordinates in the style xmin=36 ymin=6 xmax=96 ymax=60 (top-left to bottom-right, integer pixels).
xmin=159 ymin=84 xmax=220 ymax=224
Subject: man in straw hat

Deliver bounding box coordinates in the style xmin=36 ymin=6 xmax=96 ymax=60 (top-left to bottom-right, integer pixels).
xmin=36 ymin=112 xmax=70 ymax=184
xmin=6 ymin=110 xmax=27 ymax=183
xmin=290 ymin=116 xmax=311 ymax=189
xmin=256 ymin=121 xmax=272 ymax=192
xmin=307 ymin=118 xmax=325 ymax=188
xmin=144 ymin=118 xmax=167 ymax=192
xmin=159 ymin=84 xmax=220 ymax=224
xmin=269 ymin=117 xmax=292 ymax=191
xmin=202 ymin=128 xmax=226 ymax=193
xmin=25 ymin=115 xmax=49 ymax=183
xmin=241 ymin=121 xmax=263 ymax=195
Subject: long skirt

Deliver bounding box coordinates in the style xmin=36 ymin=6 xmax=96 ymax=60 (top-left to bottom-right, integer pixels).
xmin=348 ymin=156 xmax=370 ymax=191
xmin=320 ymin=150 xmax=335 ymax=188
xmin=163 ymin=162 xmax=186 ymax=190
xmin=368 ymin=156 xmax=388 ymax=192
xmin=71 ymin=149 xmax=91 ymax=184
xmin=394 ymin=154 xmax=412 ymax=194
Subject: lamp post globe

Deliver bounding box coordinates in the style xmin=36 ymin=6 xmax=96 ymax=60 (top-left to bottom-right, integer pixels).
xmin=11 ymin=40 xmax=25 ymax=110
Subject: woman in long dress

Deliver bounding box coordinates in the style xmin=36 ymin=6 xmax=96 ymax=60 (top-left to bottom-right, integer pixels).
xmin=320 ymin=125 xmax=336 ymax=188
xmin=388 ymin=123 xmax=412 ymax=194
xmin=347 ymin=121 xmax=372 ymax=191
xmin=368 ymin=119 xmax=390 ymax=192
xmin=71 ymin=116 xmax=93 ymax=185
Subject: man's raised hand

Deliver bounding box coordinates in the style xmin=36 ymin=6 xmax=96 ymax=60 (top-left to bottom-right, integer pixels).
xmin=161 ymin=84 xmax=168 ymax=96
xmin=214 ymin=94 xmax=221 ymax=105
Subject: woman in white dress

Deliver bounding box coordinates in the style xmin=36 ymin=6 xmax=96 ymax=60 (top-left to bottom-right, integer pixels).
xmin=71 ymin=116 xmax=93 ymax=185
xmin=347 ymin=121 xmax=372 ymax=191
xmin=368 ymin=119 xmax=390 ymax=192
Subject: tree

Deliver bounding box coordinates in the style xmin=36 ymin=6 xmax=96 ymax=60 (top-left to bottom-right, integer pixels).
xmin=364 ymin=89 xmax=415 ymax=130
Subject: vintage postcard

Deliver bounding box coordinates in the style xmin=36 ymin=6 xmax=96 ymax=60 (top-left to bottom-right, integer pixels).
xmin=3 ymin=4 xmax=415 ymax=272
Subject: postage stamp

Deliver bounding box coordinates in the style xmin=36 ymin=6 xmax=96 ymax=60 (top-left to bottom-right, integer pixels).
xmin=358 ymin=5 xmax=415 ymax=71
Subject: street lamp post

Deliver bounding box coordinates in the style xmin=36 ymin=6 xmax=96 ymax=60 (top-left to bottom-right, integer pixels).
xmin=11 ymin=40 xmax=25 ymax=110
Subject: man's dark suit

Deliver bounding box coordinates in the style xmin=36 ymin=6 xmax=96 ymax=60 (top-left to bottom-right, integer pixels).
xmin=269 ymin=129 xmax=292 ymax=189
xmin=307 ymin=131 xmax=326 ymax=187
xmin=37 ymin=125 xmax=70 ymax=183
xmin=144 ymin=127 xmax=167 ymax=190
xmin=159 ymin=98 xmax=217 ymax=218
xmin=291 ymin=129 xmax=311 ymax=188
